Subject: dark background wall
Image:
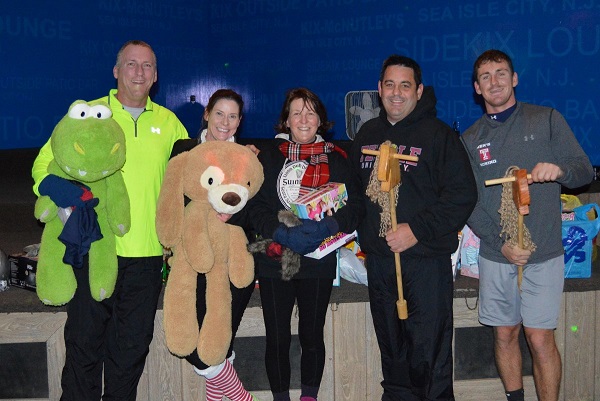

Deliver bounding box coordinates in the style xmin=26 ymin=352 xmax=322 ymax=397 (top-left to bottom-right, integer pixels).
xmin=1 ymin=1 xmax=599 ymax=164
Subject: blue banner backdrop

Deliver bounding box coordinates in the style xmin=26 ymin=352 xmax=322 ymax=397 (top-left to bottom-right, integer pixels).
xmin=1 ymin=1 xmax=598 ymax=164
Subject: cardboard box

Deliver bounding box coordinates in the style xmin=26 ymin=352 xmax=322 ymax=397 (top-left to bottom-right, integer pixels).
xmin=9 ymin=255 xmax=37 ymax=291
xmin=290 ymin=182 xmax=357 ymax=259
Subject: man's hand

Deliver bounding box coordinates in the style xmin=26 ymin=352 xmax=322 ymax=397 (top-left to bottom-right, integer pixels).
xmin=529 ymin=162 xmax=563 ymax=184
xmin=501 ymin=243 xmax=531 ymax=266
xmin=386 ymin=223 xmax=418 ymax=253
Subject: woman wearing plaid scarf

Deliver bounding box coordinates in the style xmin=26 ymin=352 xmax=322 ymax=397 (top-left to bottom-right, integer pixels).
xmin=245 ymin=88 xmax=364 ymax=401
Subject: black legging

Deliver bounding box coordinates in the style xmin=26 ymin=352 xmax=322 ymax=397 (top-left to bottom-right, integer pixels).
xmin=184 ymin=272 xmax=255 ymax=370
xmin=258 ymin=276 xmax=333 ymax=394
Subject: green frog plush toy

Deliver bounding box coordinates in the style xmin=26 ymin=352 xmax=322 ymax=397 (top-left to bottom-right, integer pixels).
xmin=34 ymin=100 xmax=130 ymax=306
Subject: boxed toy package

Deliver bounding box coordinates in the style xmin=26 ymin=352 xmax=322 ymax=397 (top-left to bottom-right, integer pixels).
xmin=290 ymin=182 xmax=357 ymax=259
xmin=9 ymin=255 xmax=38 ymax=291
xmin=562 ymin=203 xmax=600 ymax=278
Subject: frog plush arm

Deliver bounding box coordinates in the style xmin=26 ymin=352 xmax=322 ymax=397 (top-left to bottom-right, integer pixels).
xmin=32 ymin=140 xmax=53 ymax=196
xmin=33 ymin=141 xmax=85 ymax=221
xmin=105 ymin=171 xmax=130 ymax=236
xmin=34 ymin=160 xmax=71 ymax=223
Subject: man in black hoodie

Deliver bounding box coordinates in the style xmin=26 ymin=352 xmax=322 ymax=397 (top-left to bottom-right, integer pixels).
xmin=349 ymin=55 xmax=477 ymax=401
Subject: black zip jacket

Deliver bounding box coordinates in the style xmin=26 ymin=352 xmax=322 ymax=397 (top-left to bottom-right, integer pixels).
xmin=245 ymin=138 xmax=364 ymax=279
xmin=349 ymin=86 xmax=477 ymax=258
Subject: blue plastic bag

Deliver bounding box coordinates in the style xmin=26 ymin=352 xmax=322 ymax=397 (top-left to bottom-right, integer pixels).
xmin=562 ymin=203 xmax=600 ymax=278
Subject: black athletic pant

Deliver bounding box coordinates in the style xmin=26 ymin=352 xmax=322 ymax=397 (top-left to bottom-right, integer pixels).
xmin=185 ymin=273 xmax=256 ymax=369
xmin=60 ymin=255 xmax=163 ymax=401
xmin=366 ymin=253 xmax=455 ymax=401
xmin=258 ymin=276 xmax=333 ymax=395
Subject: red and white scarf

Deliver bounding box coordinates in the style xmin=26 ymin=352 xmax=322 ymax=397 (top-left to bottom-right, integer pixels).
xmin=278 ymin=141 xmax=347 ymax=188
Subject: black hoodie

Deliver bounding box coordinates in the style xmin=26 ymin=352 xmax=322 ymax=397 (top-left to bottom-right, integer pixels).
xmin=349 ymin=86 xmax=477 ymax=258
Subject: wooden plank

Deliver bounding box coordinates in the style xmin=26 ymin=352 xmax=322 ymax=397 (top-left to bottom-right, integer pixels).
xmin=320 ymin=306 xmax=334 ymax=400
xmin=46 ymin=318 xmax=65 ymax=401
xmin=136 ymin=363 xmax=150 ymax=401
xmin=146 ymin=311 xmax=182 ymax=401
xmin=333 ymin=302 xmax=366 ymax=400
xmin=238 ymin=303 xmax=302 ymax=332
xmin=555 ymin=293 xmax=566 ymax=401
xmin=0 ymin=312 xmax=67 ymax=401
xmin=0 ymin=312 xmax=66 ymax=343
xmin=365 ymin=304 xmax=384 ymax=400
xmin=592 ymin=291 xmax=600 ymax=401
xmin=181 ymin=357 xmax=204 ymax=401
xmin=563 ymin=291 xmax=596 ymax=400
xmin=452 ymin=296 xmax=481 ymax=328
xmin=4 ymin=291 xmax=599 ymax=401
xmin=455 ymin=377 xmax=537 ymax=400
xmin=236 ymin=306 xmax=267 ymax=337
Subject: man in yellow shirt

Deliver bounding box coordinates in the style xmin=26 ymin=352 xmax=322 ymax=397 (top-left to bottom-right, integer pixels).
xmin=32 ymin=40 xmax=189 ymax=400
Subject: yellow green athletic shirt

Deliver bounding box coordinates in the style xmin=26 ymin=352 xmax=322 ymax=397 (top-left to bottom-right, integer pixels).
xmin=32 ymin=89 xmax=189 ymax=257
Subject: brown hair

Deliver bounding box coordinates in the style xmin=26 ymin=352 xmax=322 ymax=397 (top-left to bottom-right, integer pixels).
xmin=472 ymin=49 xmax=514 ymax=83
xmin=274 ymin=88 xmax=333 ymax=135
xmin=204 ymin=89 xmax=244 ymax=122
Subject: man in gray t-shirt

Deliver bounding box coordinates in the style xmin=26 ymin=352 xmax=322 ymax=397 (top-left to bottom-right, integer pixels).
xmin=461 ymin=49 xmax=593 ymax=401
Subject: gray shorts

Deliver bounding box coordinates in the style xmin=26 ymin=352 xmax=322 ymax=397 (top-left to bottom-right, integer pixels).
xmin=478 ymin=255 xmax=564 ymax=329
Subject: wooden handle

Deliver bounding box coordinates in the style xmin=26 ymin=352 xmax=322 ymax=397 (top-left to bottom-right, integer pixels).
xmin=517 ymin=214 xmax=524 ymax=290
xmin=362 ymin=144 xmax=411 ymax=319
xmin=396 ymin=297 xmax=408 ymax=320
xmin=389 ymin=189 xmax=408 ymax=320
xmin=362 ymin=148 xmax=419 ymax=162
xmin=485 ymin=174 xmax=532 ymax=186
xmin=512 ymin=169 xmax=530 ymax=215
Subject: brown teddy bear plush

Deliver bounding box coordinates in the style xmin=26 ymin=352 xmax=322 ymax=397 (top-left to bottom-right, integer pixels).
xmin=156 ymin=141 xmax=264 ymax=366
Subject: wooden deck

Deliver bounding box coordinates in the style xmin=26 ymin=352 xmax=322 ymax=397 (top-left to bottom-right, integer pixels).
xmin=2 ymin=288 xmax=599 ymax=401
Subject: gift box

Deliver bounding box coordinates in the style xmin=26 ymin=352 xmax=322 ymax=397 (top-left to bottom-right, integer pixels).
xmin=290 ymin=182 xmax=357 ymax=259
xmin=8 ymin=255 xmax=38 ymax=291
xmin=562 ymin=203 xmax=600 ymax=278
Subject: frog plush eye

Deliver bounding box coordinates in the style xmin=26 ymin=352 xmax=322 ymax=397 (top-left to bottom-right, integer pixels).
xmin=89 ymin=104 xmax=112 ymax=119
xmin=69 ymin=103 xmax=92 ymax=119
xmin=68 ymin=103 xmax=112 ymax=119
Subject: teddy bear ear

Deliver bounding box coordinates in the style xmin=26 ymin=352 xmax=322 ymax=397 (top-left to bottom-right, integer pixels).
xmin=156 ymin=154 xmax=186 ymax=247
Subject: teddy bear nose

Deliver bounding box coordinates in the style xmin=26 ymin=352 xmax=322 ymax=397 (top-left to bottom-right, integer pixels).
xmin=222 ymin=192 xmax=241 ymax=207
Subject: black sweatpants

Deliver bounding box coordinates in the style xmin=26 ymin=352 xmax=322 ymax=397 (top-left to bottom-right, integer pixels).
xmin=366 ymin=253 xmax=455 ymax=401
xmin=184 ymin=273 xmax=256 ymax=369
xmin=258 ymin=276 xmax=333 ymax=395
xmin=60 ymin=255 xmax=163 ymax=401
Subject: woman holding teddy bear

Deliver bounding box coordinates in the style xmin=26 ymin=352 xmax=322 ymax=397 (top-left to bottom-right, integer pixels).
xmin=169 ymin=88 xmax=259 ymax=401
